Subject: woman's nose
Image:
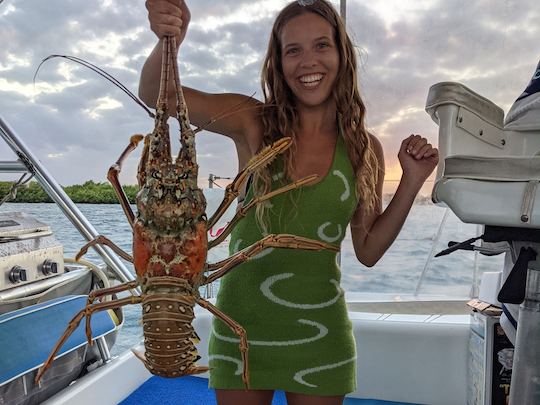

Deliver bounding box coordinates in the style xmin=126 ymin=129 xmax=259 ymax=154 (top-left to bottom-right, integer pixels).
xmin=300 ymin=50 xmax=318 ymax=68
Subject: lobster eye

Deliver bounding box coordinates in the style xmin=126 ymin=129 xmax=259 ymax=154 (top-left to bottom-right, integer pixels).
xmin=151 ymin=170 xmax=162 ymax=179
xmin=179 ymin=173 xmax=188 ymax=179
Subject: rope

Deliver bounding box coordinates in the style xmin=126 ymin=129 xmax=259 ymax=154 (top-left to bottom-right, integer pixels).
xmin=0 ymin=173 xmax=34 ymax=206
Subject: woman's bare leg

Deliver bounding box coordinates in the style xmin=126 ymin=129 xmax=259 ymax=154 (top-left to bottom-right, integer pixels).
xmin=215 ymin=389 xmax=274 ymax=405
xmin=285 ymin=392 xmax=345 ymax=405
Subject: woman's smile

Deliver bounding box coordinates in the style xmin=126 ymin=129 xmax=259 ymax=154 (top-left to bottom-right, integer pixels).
xmin=298 ymin=73 xmax=325 ymax=89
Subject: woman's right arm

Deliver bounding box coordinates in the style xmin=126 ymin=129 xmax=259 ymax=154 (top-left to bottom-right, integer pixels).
xmin=139 ymin=0 xmax=262 ymax=147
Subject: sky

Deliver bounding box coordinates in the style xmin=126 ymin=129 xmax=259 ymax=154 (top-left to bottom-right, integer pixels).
xmin=0 ymin=0 xmax=539 ymax=190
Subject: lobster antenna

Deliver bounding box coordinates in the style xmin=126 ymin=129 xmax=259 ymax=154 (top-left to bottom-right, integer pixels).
xmin=193 ymin=92 xmax=261 ymax=134
xmin=33 ymin=55 xmax=275 ymax=135
xmin=33 ymin=54 xmax=156 ymax=118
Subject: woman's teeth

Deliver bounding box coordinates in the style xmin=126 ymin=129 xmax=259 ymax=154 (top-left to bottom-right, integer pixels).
xmin=299 ymin=74 xmax=323 ymax=88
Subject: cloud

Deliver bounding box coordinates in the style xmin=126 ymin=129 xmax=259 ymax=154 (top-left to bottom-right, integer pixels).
xmin=1 ymin=0 xmax=539 ymax=186
xmin=348 ymin=0 xmax=539 ymax=157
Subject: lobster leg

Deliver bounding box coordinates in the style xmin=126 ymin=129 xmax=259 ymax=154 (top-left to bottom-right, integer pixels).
xmin=197 ymin=297 xmax=250 ymax=390
xmin=207 ymin=137 xmax=293 ymax=230
xmin=208 ymin=174 xmax=318 ymax=249
xmin=35 ymin=295 xmax=143 ymax=384
xmin=83 ymin=280 xmax=140 ymax=340
xmin=136 ymin=135 xmax=151 ymax=188
xmin=107 ymin=134 xmax=145 ymax=228
xmin=203 ymin=234 xmax=339 ymax=284
xmin=76 ymin=235 xmax=133 ymax=263
xmin=84 ymin=280 xmax=140 ymax=306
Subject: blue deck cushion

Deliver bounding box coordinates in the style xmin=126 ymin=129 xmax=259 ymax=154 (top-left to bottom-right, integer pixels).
xmin=0 ymin=295 xmax=116 ymax=386
xmin=120 ymin=376 xmax=420 ymax=405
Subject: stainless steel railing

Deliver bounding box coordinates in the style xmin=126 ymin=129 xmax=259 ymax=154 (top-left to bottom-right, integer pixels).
xmin=0 ymin=115 xmax=137 ymax=290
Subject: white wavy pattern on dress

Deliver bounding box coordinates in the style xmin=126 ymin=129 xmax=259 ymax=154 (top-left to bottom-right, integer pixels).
xmin=332 ymin=169 xmax=350 ymax=201
xmin=212 ymin=319 xmax=328 ymax=346
xmin=272 ymin=172 xmax=284 ymax=181
xmin=317 ymin=222 xmax=342 ymax=243
xmin=293 ymin=356 xmax=356 ymax=387
xmin=253 ymin=246 xmax=274 ymax=260
xmin=260 ymin=273 xmax=343 ymax=309
xmin=208 ymin=354 xmax=243 ymax=375
xmin=231 ymin=239 xmax=242 ymax=254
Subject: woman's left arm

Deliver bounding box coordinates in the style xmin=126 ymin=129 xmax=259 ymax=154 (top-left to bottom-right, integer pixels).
xmin=350 ymin=134 xmax=439 ymax=267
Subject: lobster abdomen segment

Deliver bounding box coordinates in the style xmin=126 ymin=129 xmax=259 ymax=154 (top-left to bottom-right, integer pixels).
xmin=141 ymin=290 xmax=206 ymax=377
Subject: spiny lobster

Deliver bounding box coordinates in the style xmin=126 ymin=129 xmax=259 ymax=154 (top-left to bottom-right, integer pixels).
xmin=35 ymin=36 xmax=339 ymax=388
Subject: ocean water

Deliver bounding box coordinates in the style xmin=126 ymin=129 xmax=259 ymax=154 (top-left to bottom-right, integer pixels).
xmin=0 ymin=191 xmax=504 ymax=354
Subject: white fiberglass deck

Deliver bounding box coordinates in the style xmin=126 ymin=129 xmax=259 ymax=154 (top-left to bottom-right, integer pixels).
xmin=43 ymin=300 xmax=471 ymax=405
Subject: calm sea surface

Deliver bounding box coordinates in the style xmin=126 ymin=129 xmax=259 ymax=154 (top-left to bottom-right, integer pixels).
xmin=0 ymin=192 xmax=504 ymax=354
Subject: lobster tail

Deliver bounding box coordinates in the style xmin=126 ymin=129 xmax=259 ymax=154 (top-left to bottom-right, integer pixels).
xmin=140 ymin=277 xmax=206 ymax=376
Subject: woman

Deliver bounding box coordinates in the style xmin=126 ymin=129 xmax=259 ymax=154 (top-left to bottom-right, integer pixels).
xmin=140 ymin=1 xmax=438 ymax=404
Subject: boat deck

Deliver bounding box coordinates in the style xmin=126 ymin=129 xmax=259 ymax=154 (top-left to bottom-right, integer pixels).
xmin=120 ymin=376 xmax=419 ymax=405
xmin=39 ymin=303 xmax=470 ymax=405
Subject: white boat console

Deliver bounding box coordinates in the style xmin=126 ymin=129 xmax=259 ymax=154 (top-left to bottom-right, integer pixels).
xmin=426 ymin=81 xmax=540 ymax=228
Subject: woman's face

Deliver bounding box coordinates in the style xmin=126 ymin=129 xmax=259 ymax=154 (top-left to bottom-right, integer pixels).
xmin=280 ymin=12 xmax=340 ymax=109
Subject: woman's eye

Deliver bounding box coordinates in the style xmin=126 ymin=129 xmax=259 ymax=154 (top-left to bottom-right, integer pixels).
xmin=317 ymin=42 xmax=330 ymax=49
xmin=286 ymin=47 xmax=299 ymax=55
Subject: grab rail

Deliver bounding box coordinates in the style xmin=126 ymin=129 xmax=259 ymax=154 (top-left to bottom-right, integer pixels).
xmin=0 ymin=115 xmax=138 ymax=291
xmin=414 ymin=207 xmax=450 ymax=295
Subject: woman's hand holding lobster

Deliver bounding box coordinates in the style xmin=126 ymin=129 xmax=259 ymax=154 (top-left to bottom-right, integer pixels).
xmin=398 ymin=134 xmax=439 ymax=187
xmin=146 ymin=0 xmax=190 ymax=45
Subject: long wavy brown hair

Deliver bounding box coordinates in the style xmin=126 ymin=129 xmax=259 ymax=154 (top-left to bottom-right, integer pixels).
xmin=253 ymin=0 xmax=379 ymax=232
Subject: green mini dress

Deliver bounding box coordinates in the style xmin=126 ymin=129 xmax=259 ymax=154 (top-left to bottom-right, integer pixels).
xmin=208 ymin=134 xmax=359 ymax=396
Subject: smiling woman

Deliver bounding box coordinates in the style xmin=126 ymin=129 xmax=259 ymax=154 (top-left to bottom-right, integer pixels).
xmin=137 ymin=1 xmax=439 ymax=404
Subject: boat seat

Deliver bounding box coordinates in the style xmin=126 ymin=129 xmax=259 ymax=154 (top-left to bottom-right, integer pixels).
xmin=426 ymin=81 xmax=540 ymax=228
xmin=0 ymin=295 xmax=116 ymax=387
xmin=426 ymin=81 xmax=505 ymax=129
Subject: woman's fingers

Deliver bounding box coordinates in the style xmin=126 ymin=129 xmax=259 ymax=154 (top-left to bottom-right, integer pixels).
xmin=413 ymin=143 xmax=433 ymax=159
xmin=423 ymin=146 xmax=438 ymax=157
xmin=404 ymin=135 xmax=424 ymax=153
xmin=400 ymin=134 xmax=438 ymax=160
xmin=146 ymin=0 xmax=188 ymax=41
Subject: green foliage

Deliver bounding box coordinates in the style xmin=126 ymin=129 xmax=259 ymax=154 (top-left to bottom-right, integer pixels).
xmin=0 ymin=181 xmax=139 ymax=204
